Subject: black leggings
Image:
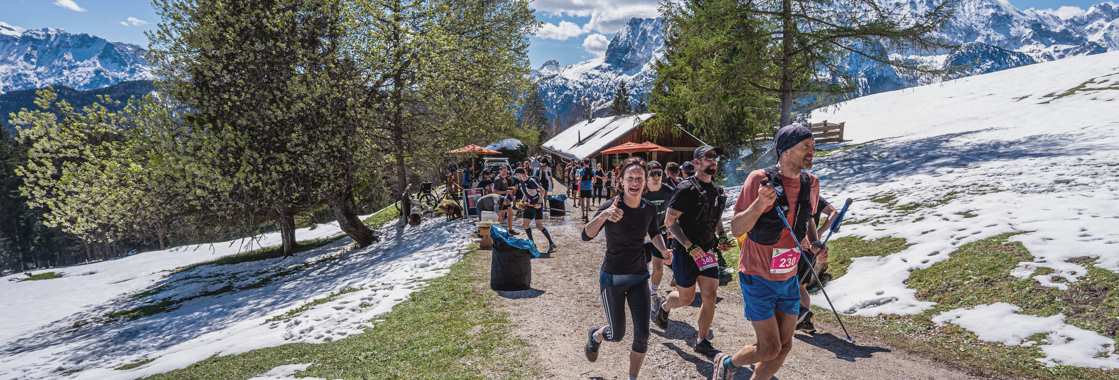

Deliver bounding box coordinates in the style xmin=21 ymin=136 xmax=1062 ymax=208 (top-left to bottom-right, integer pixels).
xmin=598 ymin=271 xmax=651 ymax=353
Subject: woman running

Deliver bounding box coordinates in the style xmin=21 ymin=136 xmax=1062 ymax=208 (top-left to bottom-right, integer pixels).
xmin=583 ymin=158 xmax=670 ymax=379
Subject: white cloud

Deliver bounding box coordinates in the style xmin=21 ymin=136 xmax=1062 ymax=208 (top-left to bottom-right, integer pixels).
xmin=582 ymin=33 xmax=610 ymax=57
xmin=532 ymin=0 xmax=660 ymax=34
xmin=1050 ymin=6 xmax=1086 ymax=20
xmin=53 ymin=0 xmax=85 ymax=12
xmin=120 ymin=17 xmax=148 ymax=27
xmin=535 ymin=20 xmax=587 ymax=40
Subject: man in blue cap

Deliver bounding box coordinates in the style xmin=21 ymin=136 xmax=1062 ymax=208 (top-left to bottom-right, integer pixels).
xmin=713 ymin=123 xmax=823 ymax=379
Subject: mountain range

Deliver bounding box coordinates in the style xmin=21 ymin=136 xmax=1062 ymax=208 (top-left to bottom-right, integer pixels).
xmin=0 ymin=21 xmax=152 ymax=94
xmin=532 ymin=0 xmax=1119 ymax=129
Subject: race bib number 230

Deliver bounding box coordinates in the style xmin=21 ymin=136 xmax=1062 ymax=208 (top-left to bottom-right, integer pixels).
xmin=769 ymin=248 xmax=799 ymax=275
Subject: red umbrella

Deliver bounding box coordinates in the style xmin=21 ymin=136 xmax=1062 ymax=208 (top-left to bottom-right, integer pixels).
xmin=448 ymin=144 xmax=501 ymax=155
xmin=600 ymin=141 xmax=672 ymax=155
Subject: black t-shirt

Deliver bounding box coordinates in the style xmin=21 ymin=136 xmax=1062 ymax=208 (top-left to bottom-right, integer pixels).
xmin=666 ymin=178 xmax=721 ymax=250
xmin=518 ymin=178 xmax=542 ymax=205
xmin=584 ymin=197 xmax=660 ymax=274
xmin=814 ymin=197 xmax=832 ymax=225
xmin=643 ymin=184 xmax=675 ymax=234
xmin=492 ymin=177 xmax=512 ymax=193
xmin=477 ymin=179 xmax=493 ymax=191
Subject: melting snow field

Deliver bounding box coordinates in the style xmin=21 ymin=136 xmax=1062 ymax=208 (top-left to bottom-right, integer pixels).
xmin=799 ymin=51 xmax=1119 ymax=368
xmin=0 ymin=217 xmax=473 ymax=379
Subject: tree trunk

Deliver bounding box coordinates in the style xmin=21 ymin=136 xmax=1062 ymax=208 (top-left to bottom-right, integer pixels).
xmin=779 ymin=0 xmax=795 ymax=128
xmin=276 ymin=207 xmax=297 ymax=256
xmin=331 ymin=185 xmax=376 ymax=248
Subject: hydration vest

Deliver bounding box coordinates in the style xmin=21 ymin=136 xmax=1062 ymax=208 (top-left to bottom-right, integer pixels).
xmin=747 ymin=166 xmax=813 ymax=246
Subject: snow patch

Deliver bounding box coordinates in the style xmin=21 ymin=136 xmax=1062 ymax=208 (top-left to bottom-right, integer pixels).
xmin=0 ymin=217 xmax=474 ymax=379
xmin=933 ymin=303 xmax=1119 ymax=369
xmin=248 ymin=363 xmax=320 ymax=380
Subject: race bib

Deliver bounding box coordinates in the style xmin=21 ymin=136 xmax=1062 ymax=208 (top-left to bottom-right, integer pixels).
xmin=692 ymin=250 xmax=718 ymax=271
xmin=769 ymin=248 xmax=800 ymax=274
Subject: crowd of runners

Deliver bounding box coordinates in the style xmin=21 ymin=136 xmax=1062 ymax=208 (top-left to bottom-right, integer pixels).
xmin=459 ymin=124 xmax=840 ymax=378
xmin=578 ymin=124 xmax=840 ymax=379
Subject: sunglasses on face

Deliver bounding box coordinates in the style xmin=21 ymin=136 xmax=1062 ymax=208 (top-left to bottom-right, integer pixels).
xmin=649 ymin=170 xmax=663 ymax=177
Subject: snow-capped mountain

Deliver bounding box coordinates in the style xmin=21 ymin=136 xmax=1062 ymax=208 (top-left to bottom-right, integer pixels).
xmin=534 ymin=18 xmax=664 ymax=128
xmin=534 ymin=0 xmax=1119 ymax=129
xmin=0 ymin=22 xmax=152 ymax=94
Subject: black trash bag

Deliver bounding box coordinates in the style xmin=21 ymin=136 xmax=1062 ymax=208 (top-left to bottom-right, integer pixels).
xmin=489 ymin=225 xmax=533 ymax=291
xmin=547 ymin=195 xmax=566 ymax=216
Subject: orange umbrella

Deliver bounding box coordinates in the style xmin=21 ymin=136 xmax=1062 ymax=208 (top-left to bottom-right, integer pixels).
xmin=448 ymin=144 xmax=500 ymax=155
xmin=600 ymin=141 xmax=672 ymax=155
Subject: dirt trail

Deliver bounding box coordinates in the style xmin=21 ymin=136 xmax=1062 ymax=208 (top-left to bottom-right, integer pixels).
xmin=483 ymin=203 xmax=985 ymax=379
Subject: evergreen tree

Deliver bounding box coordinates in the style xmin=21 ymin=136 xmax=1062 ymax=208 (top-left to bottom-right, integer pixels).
xmin=649 ymin=0 xmax=780 ymax=150
xmin=150 ymin=0 xmax=352 ymax=255
xmin=611 ymin=81 xmax=631 ymax=116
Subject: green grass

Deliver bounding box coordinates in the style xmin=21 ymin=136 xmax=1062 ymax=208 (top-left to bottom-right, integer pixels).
xmin=265 ymin=287 xmax=362 ymax=323
xmin=146 ymin=246 xmax=539 ymax=379
xmin=116 ymin=357 xmax=157 ymax=371
xmin=825 ymin=236 xmax=908 ymax=279
xmin=107 ymin=299 xmax=180 ymax=321
xmin=21 ymin=271 xmax=63 ymax=281
xmin=361 ymin=203 xmax=401 ymax=228
xmin=822 ymin=234 xmax=1119 ymax=380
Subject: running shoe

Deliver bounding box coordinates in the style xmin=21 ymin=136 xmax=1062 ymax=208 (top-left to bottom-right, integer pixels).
xmin=585 ymin=327 xmax=601 ymax=362
xmin=712 ymin=352 xmax=736 ymax=380
xmin=796 ymin=311 xmax=817 ymax=334
xmin=694 ymin=338 xmax=717 ymax=357
xmin=653 ymin=302 xmax=669 ymax=329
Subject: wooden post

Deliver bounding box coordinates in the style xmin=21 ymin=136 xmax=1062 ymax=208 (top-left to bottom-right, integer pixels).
xmin=839 ymin=122 xmax=845 ymax=141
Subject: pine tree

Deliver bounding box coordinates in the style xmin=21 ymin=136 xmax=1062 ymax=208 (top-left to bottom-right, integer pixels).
xmin=611 ymin=81 xmax=631 ymax=116
xmin=648 ymin=0 xmax=780 ymax=150
xmin=150 ymin=0 xmax=352 ymax=255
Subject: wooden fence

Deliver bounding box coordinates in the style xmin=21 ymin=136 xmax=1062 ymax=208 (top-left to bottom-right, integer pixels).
xmin=810 ymin=121 xmax=845 ymax=143
xmin=751 ymin=121 xmax=846 ymax=143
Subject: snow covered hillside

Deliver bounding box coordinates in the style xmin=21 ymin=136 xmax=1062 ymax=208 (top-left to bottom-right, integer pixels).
xmin=802 ymin=51 xmax=1119 ymax=368
xmin=0 ymin=217 xmax=473 ymax=379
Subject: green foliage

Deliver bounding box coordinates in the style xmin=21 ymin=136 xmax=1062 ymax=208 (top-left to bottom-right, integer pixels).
xmin=21 ymin=271 xmax=63 ymax=281
xmin=648 ymin=0 xmax=780 ymax=150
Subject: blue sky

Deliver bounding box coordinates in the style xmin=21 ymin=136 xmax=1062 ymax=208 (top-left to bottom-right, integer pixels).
xmin=0 ymin=0 xmax=1111 ymax=68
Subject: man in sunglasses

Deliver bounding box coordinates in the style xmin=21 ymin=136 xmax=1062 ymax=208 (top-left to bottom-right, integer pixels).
xmin=653 ymin=145 xmax=725 ymax=357
xmin=642 ymin=161 xmax=676 ymax=309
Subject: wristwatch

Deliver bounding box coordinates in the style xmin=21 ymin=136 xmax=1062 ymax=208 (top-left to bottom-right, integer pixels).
xmin=811 ymin=240 xmax=826 ymax=250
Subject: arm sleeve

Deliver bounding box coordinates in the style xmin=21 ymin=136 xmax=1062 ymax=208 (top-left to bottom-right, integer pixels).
xmin=810 ymin=176 xmax=821 ymax=215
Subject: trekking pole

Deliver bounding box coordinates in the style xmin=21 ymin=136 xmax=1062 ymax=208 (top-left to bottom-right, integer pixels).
xmin=822 ymin=198 xmax=854 ymax=246
xmin=773 ymin=203 xmax=856 ymax=344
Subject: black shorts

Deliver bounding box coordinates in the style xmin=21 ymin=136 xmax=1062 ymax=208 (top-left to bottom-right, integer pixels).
xmin=797 ymin=251 xmax=817 ymax=283
xmin=520 ymin=207 xmax=541 ymax=220
xmin=580 ymin=189 xmax=593 ymax=198
xmin=670 ymin=243 xmax=719 ymax=288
